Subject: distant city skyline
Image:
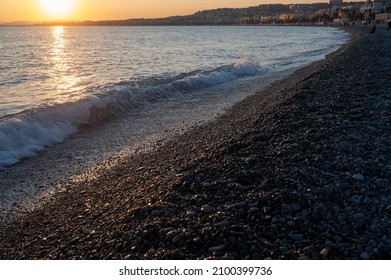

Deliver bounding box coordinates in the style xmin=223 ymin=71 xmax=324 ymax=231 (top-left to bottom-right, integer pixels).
xmin=0 ymin=0 xmax=365 ymax=23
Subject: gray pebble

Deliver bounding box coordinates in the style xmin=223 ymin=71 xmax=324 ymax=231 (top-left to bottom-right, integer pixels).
xmin=360 ymin=252 xmax=370 ymax=260
xmin=208 ymin=244 xmax=226 ymax=253
xmin=352 ymin=174 xmax=364 ymax=181
xmin=201 ymin=204 xmax=215 ymax=213
xmin=151 ymin=210 xmax=161 ymax=217
xmin=288 ymin=233 xmax=304 ymax=241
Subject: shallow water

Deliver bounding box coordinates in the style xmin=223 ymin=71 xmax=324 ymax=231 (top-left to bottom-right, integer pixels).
xmin=0 ymin=25 xmax=348 ymax=167
xmin=0 ymin=25 xmax=349 ymax=212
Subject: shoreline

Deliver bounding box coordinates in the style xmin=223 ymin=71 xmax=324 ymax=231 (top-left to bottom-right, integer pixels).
xmin=1 ymin=26 xmax=391 ymax=260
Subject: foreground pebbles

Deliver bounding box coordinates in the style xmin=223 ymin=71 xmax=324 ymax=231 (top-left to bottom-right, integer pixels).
xmin=1 ymin=27 xmax=391 ymax=260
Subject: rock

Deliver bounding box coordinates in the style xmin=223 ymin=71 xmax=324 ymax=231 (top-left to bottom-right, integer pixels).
xmin=288 ymin=233 xmax=304 ymax=241
xmin=215 ymin=221 xmax=230 ymax=228
xmin=151 ymin=210 xmax=161 ymax=217
xmin=353 ymin=174 xmax=364 ymax=181
xmin=351 ymin=195 xmax=361 ymax=205
xmin=166 ymin=230 xmax=179 ymax=240
xmin=354 ymin=213 xmax=365 ymax=219
xmin=186 ymin=210 xmax=197 ymax=217
xmin=201 ymin=204 xmax=215 ymax=213
xmin=287 ymin=221 xmax=296 ymax=227
xmin=360 ymin=252 xmax=370 ymax=260
xmin=291 ymin=202 xmax=302 ymax=211
xmin=208 ymin=244 xmax=226 ymax=253
xmin=320 ymin=248 xmax=329 ymax=257
xmin=370 ymin=224 xmax=379 ymax=232
xmin=193 ymin=237 xmax=202 ymax=244
xmin=195 ymin=174 xmax=204 ymax=182
xmin=172 ymin=235 xmax=183 ymax=244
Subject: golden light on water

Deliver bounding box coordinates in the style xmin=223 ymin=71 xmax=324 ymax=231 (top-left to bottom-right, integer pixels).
xmin=39 ymin=0 xmax=76 ymax=19
xmin=50 ymin=26 xmax=81 ymax=98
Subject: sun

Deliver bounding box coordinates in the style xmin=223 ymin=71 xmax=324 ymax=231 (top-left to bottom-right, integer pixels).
xmin=39 ymin=0 xmax=75 ymax=18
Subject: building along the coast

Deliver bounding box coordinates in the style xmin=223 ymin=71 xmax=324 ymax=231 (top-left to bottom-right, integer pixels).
xmin=375 ymin=12 xmax=391 ymax=21
xmin=40 ymin=1 xmax=391 ymax=26
xmin=372 ymin=0 xmax=391 ymax=13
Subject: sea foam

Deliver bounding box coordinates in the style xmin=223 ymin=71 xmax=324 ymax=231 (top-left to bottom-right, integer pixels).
xmin=0 ymin=59 xmax=261 ymax=167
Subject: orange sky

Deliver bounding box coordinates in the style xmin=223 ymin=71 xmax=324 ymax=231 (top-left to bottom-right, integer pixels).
xmin=1 ymin=0 xmax=332 ymax=22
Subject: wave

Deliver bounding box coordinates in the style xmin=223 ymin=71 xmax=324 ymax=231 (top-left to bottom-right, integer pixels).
xmin=0 ymin=59 xmax=262 ymax=167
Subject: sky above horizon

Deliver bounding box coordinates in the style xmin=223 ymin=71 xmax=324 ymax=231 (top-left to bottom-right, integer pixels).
xmin=0 ymin=0 xmax=335 ymax=22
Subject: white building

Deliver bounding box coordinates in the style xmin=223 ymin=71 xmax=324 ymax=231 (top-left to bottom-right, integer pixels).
xmin=375 ymin=12 xmax=391 ymax=21
xmin=360 ymin=1 xmax=373 ymax=13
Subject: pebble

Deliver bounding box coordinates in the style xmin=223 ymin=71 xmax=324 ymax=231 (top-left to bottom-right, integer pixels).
xmin=360 ymin=252 xmax=370 ymax=260
xmin=320 ymin=248 xmax=329 ymax=257
xmin=172 ymin=235 xmax=183 ymax=244
xmin=151 ymin=210 xmax=161 ymax=217
xmin=352 ymin=174 xmax=364 ymax=181
xmin=287 ymin=221 xmax=296 ymax=227
xmin=291 ymin=202 xmax=302 ymax=211
xmin=215 ymin=221 xmax=230 ymax=228
xmin=166 ymin=230 xmax=179 ymax=240
xmin=288 ymin=233 xmax=304 ymax=241
xmin=201 ymin=204 xmax=215 ymax=213
xmin=186 ymin=210 xmax=197 ymax=217
xmin=208 ymin=244 xmax=226 ymax=253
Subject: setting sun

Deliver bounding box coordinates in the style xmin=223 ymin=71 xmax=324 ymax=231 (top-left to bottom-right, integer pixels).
xmin=38 ymin=0 xmax=75 ymax=18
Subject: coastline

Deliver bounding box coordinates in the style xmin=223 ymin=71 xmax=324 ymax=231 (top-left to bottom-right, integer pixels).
xmin=1 ymin=25 xmax=391 ymax=259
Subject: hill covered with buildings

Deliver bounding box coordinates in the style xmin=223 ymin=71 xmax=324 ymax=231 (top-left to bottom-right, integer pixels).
xmin=39 ymin=1 xmax=391 ymax=26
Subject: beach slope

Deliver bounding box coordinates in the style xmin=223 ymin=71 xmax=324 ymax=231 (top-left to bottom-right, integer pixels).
xmin=1 ymin=26 xmax=391 ymax=260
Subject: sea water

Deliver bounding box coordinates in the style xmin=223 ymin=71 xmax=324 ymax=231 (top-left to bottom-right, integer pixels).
xmin=0 ymin=25 xmax=348 ymax=168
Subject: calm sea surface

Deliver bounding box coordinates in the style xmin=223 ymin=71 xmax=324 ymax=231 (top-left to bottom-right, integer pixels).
xmin=0 ymin=25 xmax=349 ymax=167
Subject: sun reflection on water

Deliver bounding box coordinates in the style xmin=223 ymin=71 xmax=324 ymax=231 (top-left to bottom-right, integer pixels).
xmin=50 ymin=26 xmax=81 ymax=101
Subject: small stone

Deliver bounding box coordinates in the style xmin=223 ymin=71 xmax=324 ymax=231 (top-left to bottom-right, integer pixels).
xmin=166 ymin=230 xmax=178 ymax=240
xmin=325 ymin=240 xmax=334 ymax=247
xmin=172 ymin=235 xmax=183 ymax=244
xmin=353 ymin=174 xmax=364 ymax=181
xmin=370 ymin=224 xmax=379 ymax=232
xmin=354 ymin=213 xmax=365 ymax=219
xmin=151 ymin=210 xmax=161 ymax=217
xmin=288 ymin=233 xmax=304 ymax=241
xmin=291 ymin=202 xmax=302 ymax=211
xmin=193 ymin=237 xmax=202 ymax=244
xmin=208 ymin=244 xmax=226 ymax=253
xmin=279 ymin=246 xmax=289 ymax=253
xmin=186 ymin=210 xmax=197 ymax=217
xmin=66 ymin=250 xmax=75 ymax=256
xmin=195 ymin=174 xmax=204 ymax=182
xmin=201 ymin=204 xmax=215 ymax=213
xmin=364 ymin=197 xmax=373 ymax=205
xmin=287 ymin=221 xmax=296 ymax=227
xmin=351 ymin=195 xmax=361 ymax=205
xmin=360 ymin=252 xmax=370 ymax=260
xmin=216 ymin=221 xmax=230 ymax=228
xmin=249 ymin=201 xmax=259 ymax=207
xmin=320 ymin=248 xmax=329 ymax=257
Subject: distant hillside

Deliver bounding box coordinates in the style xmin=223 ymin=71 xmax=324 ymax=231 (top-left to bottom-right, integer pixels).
xmin=4 ymin=21 xmax=40 ymax=26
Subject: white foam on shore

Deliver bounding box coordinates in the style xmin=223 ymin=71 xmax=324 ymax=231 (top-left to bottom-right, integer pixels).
xmin=0 ymin=59 xmax=261 ymax=168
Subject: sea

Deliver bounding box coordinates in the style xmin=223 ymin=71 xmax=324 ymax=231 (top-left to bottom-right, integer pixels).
xmin=0 ymin=25 xmax=349 ymax=210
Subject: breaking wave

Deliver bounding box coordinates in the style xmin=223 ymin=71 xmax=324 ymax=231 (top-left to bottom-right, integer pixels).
xmin=0 ymin=59 xmax=262 ymax=167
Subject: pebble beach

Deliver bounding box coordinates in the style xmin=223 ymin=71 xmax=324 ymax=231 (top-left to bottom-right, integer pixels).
xmin=1 ymin=25 xmax=391 ymax=260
